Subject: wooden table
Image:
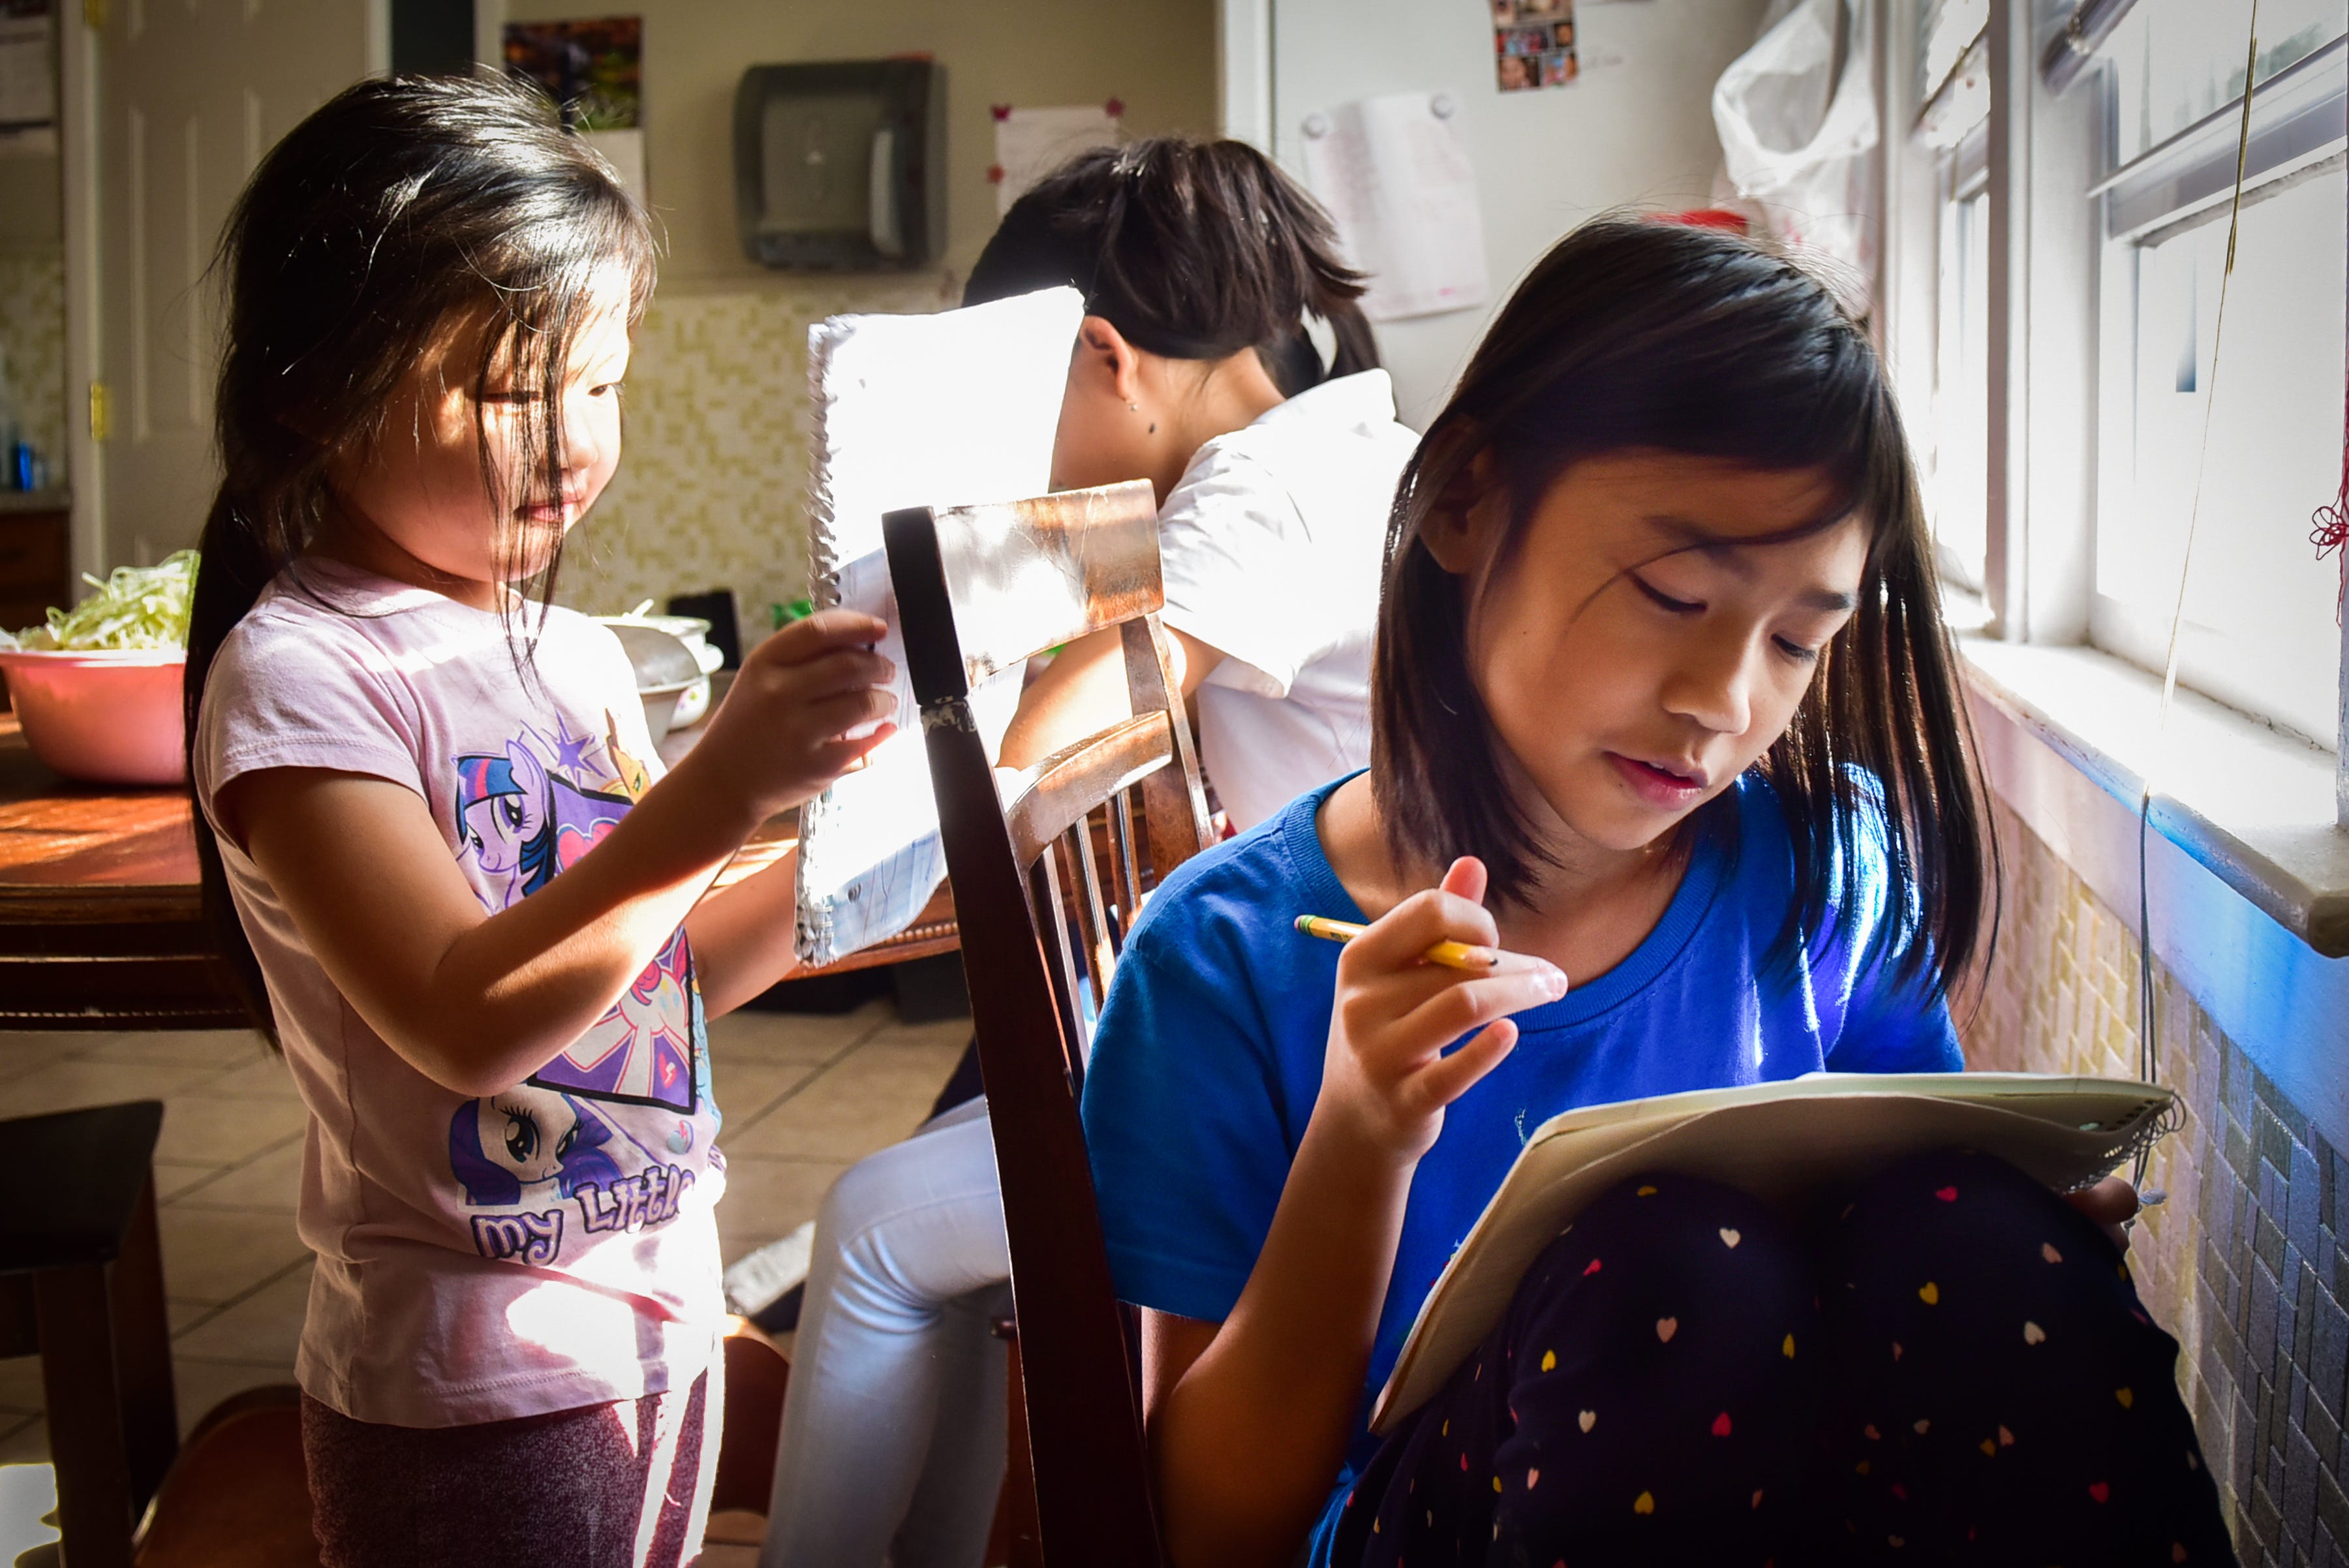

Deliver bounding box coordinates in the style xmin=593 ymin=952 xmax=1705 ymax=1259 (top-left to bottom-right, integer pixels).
xmin=0 ymin=703 xmax=957 ymax=1031
xmin=0 ymin=711 xmax=243 ymax=1030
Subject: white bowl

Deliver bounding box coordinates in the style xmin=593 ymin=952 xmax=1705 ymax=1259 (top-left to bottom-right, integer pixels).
xmin=0 ymin=648 xmax=188 ymax=786
xmin=596 ymin=613 xmax=722 ymax=730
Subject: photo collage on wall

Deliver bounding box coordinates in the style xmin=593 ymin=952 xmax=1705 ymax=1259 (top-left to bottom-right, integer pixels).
xmin=1492 ymin=0 xmax=1578 ymax=93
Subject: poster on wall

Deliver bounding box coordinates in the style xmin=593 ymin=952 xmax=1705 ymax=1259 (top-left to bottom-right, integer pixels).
xmin=504 ymin=16 xmax=645 ymax=200
xmin=1490 ymin=0 xmax=1579 ymax=92
xmin=1300 ymin=92 xmax=1488 ymax=322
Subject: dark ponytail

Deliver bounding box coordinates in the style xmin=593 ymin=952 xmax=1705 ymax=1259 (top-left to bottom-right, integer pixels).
xmin=961 ymin=136 xmax=1374 ymax=387
xmin=182 ymin=73 xmax=656 ymax=1040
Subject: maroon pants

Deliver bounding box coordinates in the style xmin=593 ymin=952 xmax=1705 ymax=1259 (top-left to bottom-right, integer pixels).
xmin=301 ymin=1368 xmax=719 ymax=1568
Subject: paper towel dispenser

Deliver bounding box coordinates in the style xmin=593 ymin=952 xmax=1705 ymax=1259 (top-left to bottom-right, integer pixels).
xmin=733 ymin=59 xmax=946 ymax=271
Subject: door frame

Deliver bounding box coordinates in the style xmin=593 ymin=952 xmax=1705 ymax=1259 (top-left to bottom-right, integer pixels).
xmin=1219 ymin=0 xmax=1273 ymax=149
xmin=60 ymin=1 xmax=98 ymax=582
xmin=57 ymin=0 xmax=393 ymax=576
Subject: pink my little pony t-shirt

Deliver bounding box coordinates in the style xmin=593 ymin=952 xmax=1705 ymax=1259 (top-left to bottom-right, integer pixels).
xmin=194 ymin=559 xmax=726 ymax=1427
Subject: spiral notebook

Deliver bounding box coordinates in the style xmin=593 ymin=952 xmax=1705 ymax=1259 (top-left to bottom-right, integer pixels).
xmin=793 ymin=286 xmax=1084 ymax=966
xmin=1368 ymin=1071 xmax=2176 ymax=1434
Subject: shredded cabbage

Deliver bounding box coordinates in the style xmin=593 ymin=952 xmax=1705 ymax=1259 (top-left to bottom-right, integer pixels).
xmin=1 ymin=550 xmax=199 ymax=651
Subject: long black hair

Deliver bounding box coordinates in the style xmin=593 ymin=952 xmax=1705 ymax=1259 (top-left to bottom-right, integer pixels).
xmin=1374 ymin=217 xmax=1995 ymax=998
xmin=960 ymin=136 xmax=1377 ymax=392
xmin=181 ymin=73 xmax=657 ymax=1038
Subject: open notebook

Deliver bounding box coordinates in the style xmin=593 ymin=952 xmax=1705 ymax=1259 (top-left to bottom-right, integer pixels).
xmin=1368 ymin=1071 xmax=2176 ymax=1434
xmin=792 ymin=286 xmax=1084 ymax=966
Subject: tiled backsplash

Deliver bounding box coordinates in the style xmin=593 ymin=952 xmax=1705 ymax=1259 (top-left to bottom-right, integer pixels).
xmin=0 ymin=258 xmax=952 ymax=600
xmin=555 ymin=273 xmax=955 ymax=632
xmin=0 ymin=250 xmax=67 ymax=486
xmin=1965 ymin=800 xmax=2347 ymax=1565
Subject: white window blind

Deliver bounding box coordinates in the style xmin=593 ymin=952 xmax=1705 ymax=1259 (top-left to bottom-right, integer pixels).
xmin=2089 ymin=0 xmax=2349 ymax=747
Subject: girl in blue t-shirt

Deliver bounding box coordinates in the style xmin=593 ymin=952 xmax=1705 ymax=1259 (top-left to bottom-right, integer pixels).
xmin=1080 ymin=219 xmax=2234 ymax=1567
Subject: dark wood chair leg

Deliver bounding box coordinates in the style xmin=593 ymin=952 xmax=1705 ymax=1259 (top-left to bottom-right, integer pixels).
xmin=994 ymin=1330 xmax=1042 ymax=1568
xmin=110 ymin=1175 xmax=179 ymax=1514
xmin=36 ymin=1262 xmax=135 ymax=1568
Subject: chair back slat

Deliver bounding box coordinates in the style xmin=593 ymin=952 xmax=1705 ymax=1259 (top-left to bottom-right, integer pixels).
xmin=1028 ymin=845 xmax=1090 ymax=1084
xmin=934 ymin=480 xmax=1163 ymax=685
xmin=1004 ymin=713 xmax=1175 ymax=869
xmin=1119 ymin=617 xmax=1212 ymax=874
xmin=1068 ymin=823 xmax=1116 ymax=1055
xmin=885 ymin=496 xmax=1183 ymax=1568
xmin=1104 ymin=789 xmax=1144 ymax=946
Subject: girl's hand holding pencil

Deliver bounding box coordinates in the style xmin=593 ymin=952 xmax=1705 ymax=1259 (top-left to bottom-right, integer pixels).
xmin=1308 ymin=857 xmax=1569 ymax=1164
xmin=1294 ymin=915 xmax=1554 ymax=976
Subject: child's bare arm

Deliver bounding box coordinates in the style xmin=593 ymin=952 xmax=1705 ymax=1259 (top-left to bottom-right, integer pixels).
xmin=1141 ymin=859 xmax=1567 ymax=1568
xmin=683 ymin=843 xmax=807 ymax=1018
xmin=219 ymin=611 xmax=895 ymax=1094
xmin=997 ymin=624 xmax=1222 ymax=772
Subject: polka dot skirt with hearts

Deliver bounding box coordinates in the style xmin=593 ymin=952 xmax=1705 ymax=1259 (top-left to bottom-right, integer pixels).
xmin=1332 ymin=1150 xmax=2236 ymax=1568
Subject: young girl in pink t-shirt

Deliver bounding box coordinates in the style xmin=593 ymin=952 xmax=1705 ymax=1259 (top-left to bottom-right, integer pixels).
xmin=183 ymin=76 xmax=897 ymax=1567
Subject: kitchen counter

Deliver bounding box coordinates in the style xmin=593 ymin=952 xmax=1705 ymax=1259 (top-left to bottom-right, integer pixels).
xmin=0 ymin=497 xmax=72 ymax=638
xmin=0 ymin=709 xmax=243 ymax=1030
xmin=0 ymin=487 xmax=70 ymax=516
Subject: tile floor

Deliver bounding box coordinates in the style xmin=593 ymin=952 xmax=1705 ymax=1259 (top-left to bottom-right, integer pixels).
xmin=0 ymin=996 xmax=959 ymax=1467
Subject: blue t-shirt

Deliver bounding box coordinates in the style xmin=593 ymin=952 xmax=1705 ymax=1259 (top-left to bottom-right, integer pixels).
xmin=1078 ymin=772 xmax=1961 ymax=1559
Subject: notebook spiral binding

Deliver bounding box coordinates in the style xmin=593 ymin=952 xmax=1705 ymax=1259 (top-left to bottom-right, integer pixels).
xmin=805 ymin=318 xmax=852 ymax=615
xmin=794 ymin=316 xmax=855 ymax=967
xmin=2042 ymin=1094 xmax=2183 ymax=1195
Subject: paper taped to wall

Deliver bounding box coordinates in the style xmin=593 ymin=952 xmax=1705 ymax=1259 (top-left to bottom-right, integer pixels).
xmin=1300 ymin=91 xmax=1489 ymax=322
xmin=795 ymin=286 xmax=1084 ymax=966
xmin=991 ymin=104 xmax=1122 ymax=217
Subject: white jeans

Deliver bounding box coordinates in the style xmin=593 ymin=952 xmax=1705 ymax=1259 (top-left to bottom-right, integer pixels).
xmin=760 ymin=1096 xmax=1012 ymax=1568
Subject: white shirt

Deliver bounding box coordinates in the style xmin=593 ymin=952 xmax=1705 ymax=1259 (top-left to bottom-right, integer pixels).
xmin=1156 ymin=370 xmax=1420 ymax=831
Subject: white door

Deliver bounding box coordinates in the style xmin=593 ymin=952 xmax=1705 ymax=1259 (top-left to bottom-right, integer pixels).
xmin=91 ymin=0 xmax=378 ymax=566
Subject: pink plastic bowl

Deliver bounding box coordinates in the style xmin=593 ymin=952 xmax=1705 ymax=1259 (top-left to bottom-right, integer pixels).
xmin=0 ymin=649 xmax=188 ymax=786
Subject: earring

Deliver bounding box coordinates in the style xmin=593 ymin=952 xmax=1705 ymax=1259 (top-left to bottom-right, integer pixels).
xmin=1128 ymin=399 xmax=1141 ymax=412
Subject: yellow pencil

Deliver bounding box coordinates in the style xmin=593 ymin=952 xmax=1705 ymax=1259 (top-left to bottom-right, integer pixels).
xmin=1293 ymin=915 xmax=1546 ymax=974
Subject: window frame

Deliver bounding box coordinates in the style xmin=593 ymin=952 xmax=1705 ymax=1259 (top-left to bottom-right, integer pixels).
xmin=1881 ymin=0 xmax=2349 ymax=818
xmin=2087 ymin=27 xmax=2348 ymax=751
xmin=1929 ymin=128 xmax=1991 ymax=593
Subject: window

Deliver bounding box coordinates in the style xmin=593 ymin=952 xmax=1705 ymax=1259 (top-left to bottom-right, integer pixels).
xmin=1891 ymin=0 xmax=2348 ymax=750
xmin=2088 ymin=0 xmax=2348 ymax=746
xmin=1929 ymin=140 xmax=1989 ymax=592
xmin=1914 ymin=1 xmax=1992 ymax=594
xmin=2107 ymin=0 xmax=2342 ymax=164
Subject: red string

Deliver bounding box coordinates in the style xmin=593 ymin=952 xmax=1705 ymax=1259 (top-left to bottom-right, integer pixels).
xmin=2316 ymin=388 xmax=2349 ymax=624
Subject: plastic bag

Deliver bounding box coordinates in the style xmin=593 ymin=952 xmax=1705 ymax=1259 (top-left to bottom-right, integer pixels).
xmin=1712 ymin=0 xmax=1880 ymax=301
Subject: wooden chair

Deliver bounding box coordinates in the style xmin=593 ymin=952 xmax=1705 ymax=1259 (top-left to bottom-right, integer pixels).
xmin=132 ymin=1388 xmax=318 ymax=1568
xmin=883 ymin=478 xmax=1214 ymax=1568
xmin=0 ymin=1101 xmax=179 ymax=1568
